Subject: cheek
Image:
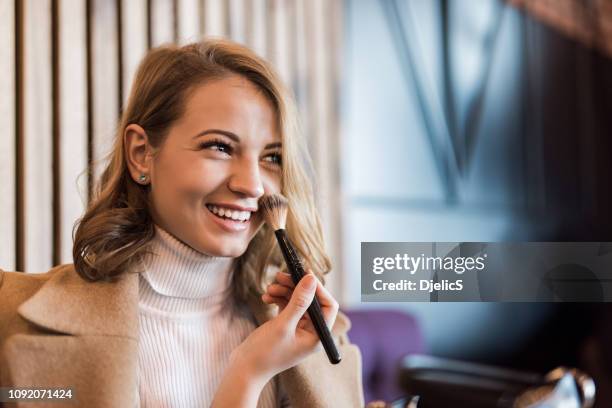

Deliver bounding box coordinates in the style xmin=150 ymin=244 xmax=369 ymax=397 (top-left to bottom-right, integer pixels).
xmin=263 ymin=171 xmax=282 ymax=195
xmin=160 ymin=154 xmax=227 ymax=186
xmin=157 ymin=156 xmax=227 ymax=195
xmin=155 ymin=169 xmax=198 ymax=200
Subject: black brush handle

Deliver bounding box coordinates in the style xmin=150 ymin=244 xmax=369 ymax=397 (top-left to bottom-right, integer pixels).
xmin=274 ymin=229 xmax=341 ymax=365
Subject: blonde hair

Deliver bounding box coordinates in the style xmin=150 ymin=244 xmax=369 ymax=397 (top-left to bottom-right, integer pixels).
xmin=72 ymin=39 xmax=332 ymax=303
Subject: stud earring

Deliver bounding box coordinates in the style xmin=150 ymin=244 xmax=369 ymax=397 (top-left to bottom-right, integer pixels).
xmin=138 ymin=174 xmax=147 ymax=183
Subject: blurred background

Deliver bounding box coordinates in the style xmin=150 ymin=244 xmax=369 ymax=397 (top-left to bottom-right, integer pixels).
xmin=1 ymin=0 xmax=612 ymax=405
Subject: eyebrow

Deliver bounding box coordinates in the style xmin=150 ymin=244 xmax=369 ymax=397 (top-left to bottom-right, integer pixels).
xmin=193 ymin=129 xmax=282 ymax=149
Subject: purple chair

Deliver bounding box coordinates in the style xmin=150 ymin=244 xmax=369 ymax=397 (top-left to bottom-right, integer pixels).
xmin=342 ymin=308 xmax=425 ymax=405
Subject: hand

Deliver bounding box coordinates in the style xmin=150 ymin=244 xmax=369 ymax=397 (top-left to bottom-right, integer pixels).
xmin=230 ymin=270 xmax=340 ymax=382
xmin=262 ymin=270 xmax=339 ymax=332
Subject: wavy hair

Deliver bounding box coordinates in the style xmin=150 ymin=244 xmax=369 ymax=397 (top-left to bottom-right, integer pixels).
xmin=72 ymin=39 xmax=332 ymax=303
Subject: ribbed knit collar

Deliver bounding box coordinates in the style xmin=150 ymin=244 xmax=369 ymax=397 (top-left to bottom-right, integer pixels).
xmin=138 ymin=224 xmax=236 ymax=315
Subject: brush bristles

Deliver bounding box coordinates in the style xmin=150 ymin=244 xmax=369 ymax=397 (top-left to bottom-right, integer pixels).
xmin=259 ymin=193 xmax=289 ymax=230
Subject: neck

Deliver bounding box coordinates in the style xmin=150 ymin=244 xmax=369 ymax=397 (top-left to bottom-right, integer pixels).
xmin=138 ymin=224 xmax=236 ymax=314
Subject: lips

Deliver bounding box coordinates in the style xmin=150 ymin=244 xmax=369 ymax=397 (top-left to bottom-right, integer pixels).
xmin=206 ymin=203 xmax=254 ymax=222
xmin=205 ymin=205 xmax=251 ymax=232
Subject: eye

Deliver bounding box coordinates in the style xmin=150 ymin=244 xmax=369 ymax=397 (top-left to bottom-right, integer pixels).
xmin=199 ymin=139 xmax=233 ymax=155
xmin=263 ymin=152 xmax=282 ymax=166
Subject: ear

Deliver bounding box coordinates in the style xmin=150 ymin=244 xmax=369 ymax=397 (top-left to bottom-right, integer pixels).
xmin=124 ymin=124 xmax=154 ymax=184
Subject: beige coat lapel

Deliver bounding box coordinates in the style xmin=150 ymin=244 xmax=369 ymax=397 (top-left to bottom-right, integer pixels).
xmin=6 ymin=264 xmax=139 ymax=407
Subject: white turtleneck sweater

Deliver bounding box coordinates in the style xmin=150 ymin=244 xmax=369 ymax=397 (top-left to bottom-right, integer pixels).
xmin=137 ymin=224 xmax=287 ymax=407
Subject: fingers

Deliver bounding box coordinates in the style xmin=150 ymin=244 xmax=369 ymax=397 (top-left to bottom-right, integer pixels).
xmin=266 ymin=283 xmax=292 ymax=298
xmin=312 ymin=278 xmax=339 ymax=329
xmin=261 ymin=279 xmax=295 ymax=312
xmin=279 ymin=274 xmax=317 ymax=327
xmin=274 ymin=271 xmax=296 ymax=287
xmin=269 ymin=270 xmax=339 ymax=329
xmin=261 ymin=293 xmax=289 ymax=313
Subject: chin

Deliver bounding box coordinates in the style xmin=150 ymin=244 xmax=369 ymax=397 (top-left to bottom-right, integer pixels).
xmin=204 ymin=242 xmax=248 ymax=258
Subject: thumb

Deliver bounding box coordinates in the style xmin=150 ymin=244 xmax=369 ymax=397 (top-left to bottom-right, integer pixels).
xmin=280 ymin=274 xmax=317 ymax=327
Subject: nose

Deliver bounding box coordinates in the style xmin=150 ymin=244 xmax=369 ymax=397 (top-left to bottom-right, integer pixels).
xmin=228 ymin=156 xmax=265 ymax=199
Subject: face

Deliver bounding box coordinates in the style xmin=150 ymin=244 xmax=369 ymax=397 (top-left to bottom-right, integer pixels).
xmin=127 ymin=75 xmax=282 ymax=257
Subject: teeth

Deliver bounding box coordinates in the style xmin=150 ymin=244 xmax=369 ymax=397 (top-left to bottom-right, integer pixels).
xmin=206 ymin=204 xmax=251 ymax=222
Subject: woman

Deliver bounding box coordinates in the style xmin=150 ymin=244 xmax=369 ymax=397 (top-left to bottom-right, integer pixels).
xmin=0 ymin=39 xmax=364 ymax=407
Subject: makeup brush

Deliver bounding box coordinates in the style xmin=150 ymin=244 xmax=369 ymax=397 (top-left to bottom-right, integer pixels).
xmin=259 ymin=193 xmax=342 ymax=365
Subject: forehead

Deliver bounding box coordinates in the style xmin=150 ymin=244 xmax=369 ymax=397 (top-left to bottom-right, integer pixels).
xmin=178 ymin=75 xmax=280 ymax=142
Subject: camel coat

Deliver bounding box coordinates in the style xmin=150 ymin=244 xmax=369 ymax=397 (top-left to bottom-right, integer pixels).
xmin=0 ymin=264 xmax=364 ymax=407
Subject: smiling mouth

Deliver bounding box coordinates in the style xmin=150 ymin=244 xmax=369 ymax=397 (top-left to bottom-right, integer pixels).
xmin=205 ymin=204 xmax=253 ymax=223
